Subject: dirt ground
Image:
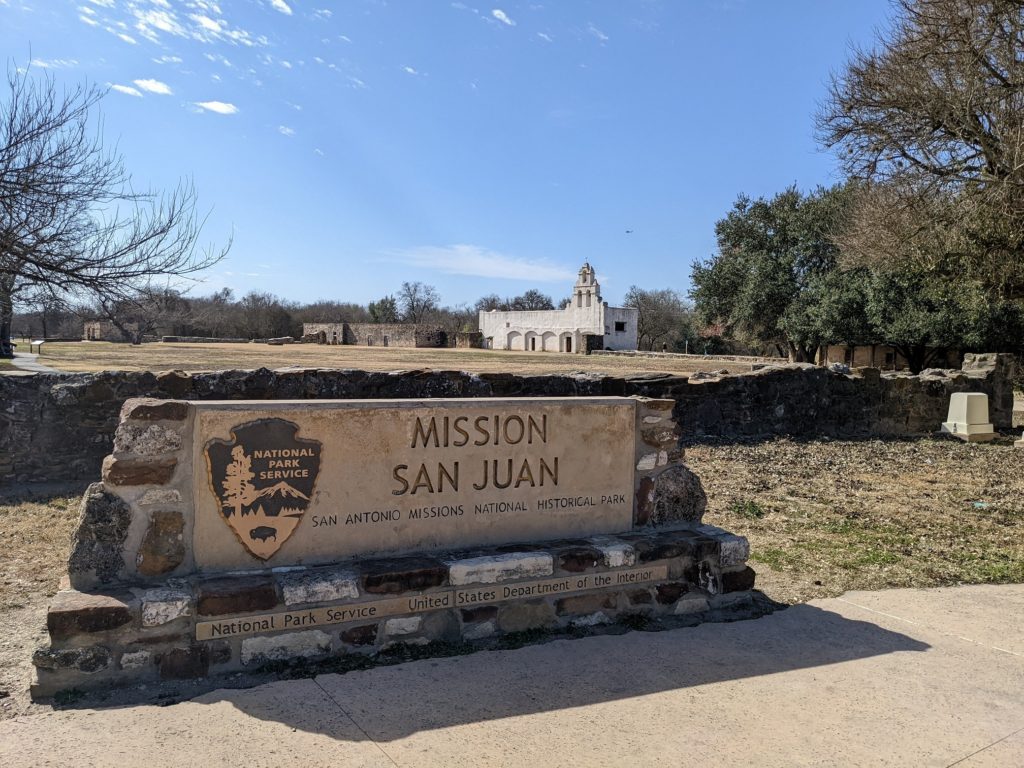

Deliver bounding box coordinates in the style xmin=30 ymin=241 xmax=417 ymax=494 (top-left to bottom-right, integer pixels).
xmin=25 ymin=340 xmax=776 ymax=376
xmin=2 ymin=436 xmax=1022 ymax=719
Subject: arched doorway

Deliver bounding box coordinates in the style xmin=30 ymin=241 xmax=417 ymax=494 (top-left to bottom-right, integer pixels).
xmin=541 ymin=331 xmax=557 ymax=351
xmin=506 ymin=331 xmax=524 ymax=350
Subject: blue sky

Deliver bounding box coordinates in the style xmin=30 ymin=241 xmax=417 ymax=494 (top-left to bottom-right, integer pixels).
xmin=1 ymin=0 xmax=892 ymax=308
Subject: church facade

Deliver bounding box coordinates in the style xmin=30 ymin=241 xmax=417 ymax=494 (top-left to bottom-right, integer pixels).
xmin=478 ymin=263 xmax=638 ymax=353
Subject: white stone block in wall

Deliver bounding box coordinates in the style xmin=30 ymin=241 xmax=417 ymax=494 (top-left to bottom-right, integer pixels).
xmin=447 ymin=552 xmax=554 ymax=585
xmin=384 ymin=617 xmax=422 ymax=636
xmin=719 ymin=535 xmax=751 ymax=568
xmin=280 ymin=569 xmax=359 ymax=606
xmin=241 ymin=630 xmax=332 ymax=665
xmin=137 ymin=489 xmax=182 ymax=506
xmin=141 ymin=588 xmax=191 ymax=627
xmin=636 ymin=453 xmax=658 ymax=471
xmin=588 ymin=537 xmax=636 ymax=568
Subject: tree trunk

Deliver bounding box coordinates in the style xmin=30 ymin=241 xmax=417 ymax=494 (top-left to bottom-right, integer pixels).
xmin=0 ymin=279 xmax=14 ymax=358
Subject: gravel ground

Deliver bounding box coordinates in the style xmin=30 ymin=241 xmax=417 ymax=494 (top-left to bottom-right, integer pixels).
xmin=1 ymin=435 xmax=1022 ymax=719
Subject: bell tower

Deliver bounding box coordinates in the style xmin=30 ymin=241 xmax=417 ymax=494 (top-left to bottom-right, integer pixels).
xmin=574 ymin=262 xmax=601 ymax=309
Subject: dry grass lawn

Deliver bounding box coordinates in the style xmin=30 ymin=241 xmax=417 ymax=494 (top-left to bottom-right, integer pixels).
xmin=32 ymin=340 xmax=773 ymax=376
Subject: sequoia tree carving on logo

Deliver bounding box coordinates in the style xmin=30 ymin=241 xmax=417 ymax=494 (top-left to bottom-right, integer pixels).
xmin=205 ymin=419 xmax=322 ymax=560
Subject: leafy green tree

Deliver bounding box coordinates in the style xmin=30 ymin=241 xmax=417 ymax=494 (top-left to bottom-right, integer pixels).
xmin=690 ymin=185 xmax=852 ymax=362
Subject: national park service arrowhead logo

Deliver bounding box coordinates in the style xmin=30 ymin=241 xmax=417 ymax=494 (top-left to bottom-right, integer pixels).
xmin=205 ymin=419 xmax=322 ymax=560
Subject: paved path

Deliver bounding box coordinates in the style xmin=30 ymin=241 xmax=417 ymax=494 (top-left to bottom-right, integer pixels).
xmin=2 ymin=585 xmax=1021 ymax=767
xmin=5 ymin=351 xmax=63 ymax=375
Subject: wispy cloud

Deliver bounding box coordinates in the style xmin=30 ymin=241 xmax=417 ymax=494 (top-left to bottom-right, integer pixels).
xmin=111 ymin=84 xmax=144 ymax=97
xmin=386 ymin=245 xmax=575 ymax=282
xmin=194 ymin=100 xmax=239 ymax=115
xmin=312 ymin=8 xmax=332 ymax=19
xmin=152 ymin=55 xmax=183 ymax=64
xmin=191 ymin=14 xmax=222 ymax=33
xmin=587 ymin=23 xmax=609 ymax=43
xmin=30 ymin=58 xmax=79 ymax=69
xmin=537 ymin=31 xmax=553 ymax=42
xmin=133 ymin=78 xmax=172 ymax=95
xmin=491 ymin=8 xmax=515 ymax=26
xmin=269 ymin=0 xmax=293 ymax=15
xmin=402 ymin=66 xmax=420 ymax=76
xmin=278 ymin=125 xmax=295 ymax=137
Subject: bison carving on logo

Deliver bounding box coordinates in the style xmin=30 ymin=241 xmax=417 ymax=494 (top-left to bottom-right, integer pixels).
xmin=205 ymin=419 xmax=322 ymax=560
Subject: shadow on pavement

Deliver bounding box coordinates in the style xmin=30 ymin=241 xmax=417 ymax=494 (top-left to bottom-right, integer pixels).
xmin=195 ymin=602 xmax=929 ymax=741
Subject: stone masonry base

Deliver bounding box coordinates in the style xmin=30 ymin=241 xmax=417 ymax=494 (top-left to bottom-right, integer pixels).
xmin=32 ymin=524 xmax=758 ymax=700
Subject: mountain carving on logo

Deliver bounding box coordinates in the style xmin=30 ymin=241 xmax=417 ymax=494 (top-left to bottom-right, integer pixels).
xmin=205 ymin=418 xmax=323 ymax=560
xmin=253 ymin=481 xmax=310 ymax=502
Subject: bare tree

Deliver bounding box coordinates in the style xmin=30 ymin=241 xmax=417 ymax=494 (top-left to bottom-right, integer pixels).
xmin=397 ymin=281 xmax=439 ymax=324
xmin=624 ymin=286 xmax=693 ymax=351
xmin=817 ymin=0 xmax=1024 ymax=297
xmin=0 ymin=65 xmax=227 ymax=356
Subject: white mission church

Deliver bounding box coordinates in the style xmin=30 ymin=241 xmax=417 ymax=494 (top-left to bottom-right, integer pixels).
xmin=478 ymin=263 xmax=639 ymax=353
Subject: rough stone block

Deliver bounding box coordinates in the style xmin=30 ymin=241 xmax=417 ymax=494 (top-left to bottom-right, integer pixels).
xmin=121 ymin=398 xmax=189 ymax=422
xmin=137 ymin=488 xmax=182 ymax=506
xmin=136 ymin=510 xmax=185 ymax=577
xmin=159 ymin=646 xmax=209 ymax=680
xmin=636 ymin=453 xmax=658 ymax=471
xmin=649 ymin=464 xmax=707 ymax=525
xmin=463 ymin=620 xmax=496 ymax=640
xmin=141 ymin=588 xmax=192 ymax=627
xmin=67 ymin=483 xmax=132 ymax=589
xmin=448 ymin=552 xmax=553 ymax=585
xmin=280 ymin=568 xmax=359 ymax=606
xmin=721 ymin=566 xmax=757 ymax=593
xmin=556 ymin=593 xmax=617 ymax=616
xmin=595 ymin=540 xmax=636 ymax=568
xmin=340 ymin=624 xmax=378 ymax=646
xmin=635 ymin=476 xmax=655 ymax=526
xmin=460 ymin=606 xmax=497 ymax=623
xmin=360 ymin=557 xmax=448 ymax=595
xmin=571 ymin=612 xmax=610 ymax=627
xmin=627 ymin=589 xmax=653 ymax=605
xmin=655 ymin=581 xmax=693 ymax=605
xmin=196 ymin=577 xmax=278 ymax=616
xmin=33 ymin=646 xmax=111 ymax=674
xmin=421 ymin=610 xmax=460 ymax=642
xmin=718 ymin=535 xmax=750 ymax=568
xmin=113 ymin=423 xmax=182 ymax=457
xmin=241 ymin=630 xmax=331 ymax=665
xmin=557 ymin=547 xmax=603 ymax=573
xmin=674 ymin=595 xmax=710 ymax=615
xmin=120 ymin=650 xmax=152 ymax=670
xmin=496 ymin=601 xmax=556 ymax=632
xmin=384 ymin=617 xmax=422 ymax=636
xmin=102 ymin=455 xmax=177 ymax=486
xmin=47 ymin=591 xmax=134 ymax=640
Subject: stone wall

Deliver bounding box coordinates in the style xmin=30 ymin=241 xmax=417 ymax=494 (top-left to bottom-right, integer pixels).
xmin=301 ymin=323 xmax=447 ymax=348
xmin=1 ymin=353 xmax=1015 ymax=486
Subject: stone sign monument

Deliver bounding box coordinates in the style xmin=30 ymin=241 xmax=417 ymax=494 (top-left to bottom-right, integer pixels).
xmin=32 ymin=396 xmax=759 ymax=699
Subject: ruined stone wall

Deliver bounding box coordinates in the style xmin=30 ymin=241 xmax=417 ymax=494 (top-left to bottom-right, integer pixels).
xmin=342 ymin=324 xmax=446 ymax=348
xmin=0 ymin=353 xmax=1015 ymax=486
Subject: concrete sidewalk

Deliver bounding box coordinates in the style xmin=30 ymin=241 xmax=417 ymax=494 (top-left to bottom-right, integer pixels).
xmin=2 ymin=584 xmax=1021 ymax=767
xmin=6 ymin=352 xmax=63 ymax=375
